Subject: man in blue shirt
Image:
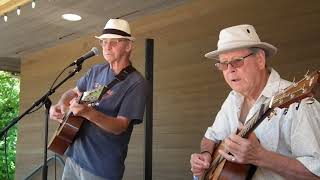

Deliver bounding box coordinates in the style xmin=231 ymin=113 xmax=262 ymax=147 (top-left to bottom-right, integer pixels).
xmin=50 ymin=18 xmax=147 ymax=180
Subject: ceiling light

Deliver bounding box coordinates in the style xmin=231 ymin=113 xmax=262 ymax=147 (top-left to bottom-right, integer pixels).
xmin=62 ymin=14 xmax=82 ymax=21
xmin=4 ymin=14 xmax=8 ymax=22
xmin=17 ymin=7 xmax=21 ymax=16
xmin=32 ymin=0 xmax=35 ymax=8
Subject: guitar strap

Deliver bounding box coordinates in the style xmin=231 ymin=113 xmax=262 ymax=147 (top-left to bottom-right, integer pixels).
xmin=246 ymin=165 xmax=257 ymax=180
xmin=98 ymin=65 xmax=136 ymax=99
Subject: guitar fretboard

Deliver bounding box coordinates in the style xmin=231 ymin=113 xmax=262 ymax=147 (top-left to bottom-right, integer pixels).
xmin=238 ymin=103 xmax=271 ymax=138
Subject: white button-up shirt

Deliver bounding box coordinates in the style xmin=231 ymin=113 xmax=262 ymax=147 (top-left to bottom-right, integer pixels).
xmin=204 ymin=69 xmax=320 ymax=179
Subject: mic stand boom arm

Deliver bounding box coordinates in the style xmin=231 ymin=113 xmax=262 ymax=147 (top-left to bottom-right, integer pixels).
xmin=0 ymin=64 xmax=82 ymax=139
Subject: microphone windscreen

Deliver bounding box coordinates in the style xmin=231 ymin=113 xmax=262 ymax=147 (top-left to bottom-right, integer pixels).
xmin=91 ymin=47 xmax=99 ymax=56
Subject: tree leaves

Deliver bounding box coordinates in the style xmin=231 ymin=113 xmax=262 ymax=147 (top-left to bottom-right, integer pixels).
xmin=0 ymin=71 xmax=19 ymax=180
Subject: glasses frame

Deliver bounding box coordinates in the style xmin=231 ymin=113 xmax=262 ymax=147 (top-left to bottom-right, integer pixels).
xmin=214 ymin=52 xmax=255 ymax=71
xmin=99 ymin=38 xmax=128 ymax=47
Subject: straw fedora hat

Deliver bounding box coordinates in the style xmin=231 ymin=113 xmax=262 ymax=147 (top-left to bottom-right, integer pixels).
xmin=205 ymin=24 xmax=277 ymax=59
xmin=95 ymin=18 xmax=135 ymax=41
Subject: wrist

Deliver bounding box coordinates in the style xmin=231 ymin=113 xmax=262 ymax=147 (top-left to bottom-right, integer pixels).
xmin=253 ymin=147 xmax=267 ymax=166
xmin=200 ymin=150 xmax=212 ymax=157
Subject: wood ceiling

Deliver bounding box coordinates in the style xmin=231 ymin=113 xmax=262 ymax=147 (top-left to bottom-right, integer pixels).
xmin=0 ymin=0 xmax=190 ymax=72
xmin=0 ymin=0 xmax=320 ymax=73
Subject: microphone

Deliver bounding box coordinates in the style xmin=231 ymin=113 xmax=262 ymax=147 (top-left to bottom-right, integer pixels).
xmin=68 ymin=47 xmax=99 ymax=67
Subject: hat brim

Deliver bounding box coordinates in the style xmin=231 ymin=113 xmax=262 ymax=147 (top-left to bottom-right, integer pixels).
xmin=204 ymin=42 xmax=277 ymax=60
xmin=95 ymin=34 xmax=135 ymax=41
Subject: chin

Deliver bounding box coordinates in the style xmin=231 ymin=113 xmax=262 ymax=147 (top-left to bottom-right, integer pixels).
xmin=230 ymin=85 xmax=243 ymax=93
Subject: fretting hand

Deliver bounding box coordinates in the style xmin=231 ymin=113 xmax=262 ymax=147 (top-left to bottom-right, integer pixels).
xmin=218 ymin=133 xmax=264 ymax=165
xmin=69 ymin=98 xmax=93 ymax=118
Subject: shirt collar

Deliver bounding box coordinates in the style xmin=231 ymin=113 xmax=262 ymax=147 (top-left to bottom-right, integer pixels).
xmin=260 ymin=68 xmax=282 ymax=98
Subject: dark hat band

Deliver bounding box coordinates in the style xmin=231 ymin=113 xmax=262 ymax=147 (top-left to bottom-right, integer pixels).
xmin=102 ymin=28 xmax=131 ymax=37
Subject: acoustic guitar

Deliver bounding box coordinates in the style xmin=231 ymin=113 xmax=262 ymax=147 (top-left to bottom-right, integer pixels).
xmin=202 ymin=70 xmax=320 ymax=180
xmin=48 ymin=85 xmax=107 ymax=155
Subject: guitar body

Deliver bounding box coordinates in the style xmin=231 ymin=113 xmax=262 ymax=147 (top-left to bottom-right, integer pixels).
xmin=218 ymin=161 xmax=253 ymax=180
xmin=48 ymin=113 xmax=85 ymax=155
xmin=203 ymin=143 xmax=253 ymax=180
xmin=47 ymin=85 xmax=108 ymax=155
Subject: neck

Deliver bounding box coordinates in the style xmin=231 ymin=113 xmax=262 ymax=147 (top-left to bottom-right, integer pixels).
xmin=109 ymin=58 xmax=130 ymax=74
xmin=244 ymin=69 xmax=269 ymax=104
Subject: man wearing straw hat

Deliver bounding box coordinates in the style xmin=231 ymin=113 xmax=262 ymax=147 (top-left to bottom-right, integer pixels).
xmin=190 ymin=24 xmax=320 ymax=179
xmin=50 ymin=18 xmax=147 ymax=180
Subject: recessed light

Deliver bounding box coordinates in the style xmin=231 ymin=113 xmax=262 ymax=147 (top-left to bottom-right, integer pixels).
xmin=62 ymin=14 xmax=82 ymax=21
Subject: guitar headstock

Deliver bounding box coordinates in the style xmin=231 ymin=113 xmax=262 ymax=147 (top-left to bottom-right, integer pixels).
xmin=270 ymin=70 xmax=319 ymax=109
xmin=80 ymin=86 xmax=108 ymax=105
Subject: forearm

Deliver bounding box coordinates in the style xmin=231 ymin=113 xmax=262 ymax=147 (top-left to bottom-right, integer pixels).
xmin=200 ymin=137 xmax=216 ymax=154
xmin=83 ymin=108 xmax=129 ymax=135
xmin=256 ymin=149 xmax=319 ymax=179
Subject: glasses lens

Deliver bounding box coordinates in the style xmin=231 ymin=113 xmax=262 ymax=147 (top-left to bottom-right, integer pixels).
xmin=215 ymin=63 xmax=227 ymax=71
xmin=100 ymin=39 xmax=120 ymax=46
xmin=229 ymin=59 xmax=244 ymax=68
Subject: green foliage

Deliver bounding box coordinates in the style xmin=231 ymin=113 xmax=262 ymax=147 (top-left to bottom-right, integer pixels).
xmin=0 ymin=71 xmax=20 ymax=180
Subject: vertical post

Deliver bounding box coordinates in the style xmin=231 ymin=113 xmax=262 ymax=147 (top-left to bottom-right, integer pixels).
xmin=144 ymin=39 xmax=154 ymax=180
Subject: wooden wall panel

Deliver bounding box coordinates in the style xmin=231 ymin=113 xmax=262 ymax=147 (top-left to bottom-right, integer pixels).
xmin=16 ymin=0 xmax=320 ymax=179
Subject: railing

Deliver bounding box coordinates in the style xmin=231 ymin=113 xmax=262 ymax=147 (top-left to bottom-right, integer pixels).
xmin=24 ymin=154 xmax=65 ymax=180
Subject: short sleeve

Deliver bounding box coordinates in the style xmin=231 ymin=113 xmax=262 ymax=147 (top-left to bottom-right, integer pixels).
xmin=204 ymin=93 xmax=239 ymax=142
xmin=291 ymin=100 xmax=320 ymax=176
xmin=117 ymin=79 xmax=147 ymax=124
xmin=77 ymin=68 xmax=92 ymax=92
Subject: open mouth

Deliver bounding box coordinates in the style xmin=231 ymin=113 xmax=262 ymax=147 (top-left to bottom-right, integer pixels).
xmin=231 ymin=78 xmax=240 ymax=82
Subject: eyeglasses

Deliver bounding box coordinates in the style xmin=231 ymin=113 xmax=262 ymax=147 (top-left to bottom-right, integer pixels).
xmin=214 ymin=53 xmax=255 ymax=71
xmin=99 ymin=39 xmax=128 ymax=47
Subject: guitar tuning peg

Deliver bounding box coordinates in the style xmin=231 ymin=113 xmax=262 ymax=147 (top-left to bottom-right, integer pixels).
xmin=304 ymin=70 xmax=310 ymax=79
xmin=268 ymin=109 xmax=277 ymax=120
xmin=282 ymin=108 xmax=288 ymax=115
xmin=304 ymin=97 xmax=315 ymax=104
xmin=95 ymin=102 xmax=100 ymax=106
xmin=292 ymin=77 xmax=299 ymax=87
xmin=296 ymin=101 xmax=301 ymax=110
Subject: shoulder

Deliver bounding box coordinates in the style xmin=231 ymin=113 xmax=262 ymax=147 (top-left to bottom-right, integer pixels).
xmin=125 ymin=69 xmax=147 ymax=87
xmin=215 ymin=90 xmax=241 ymax=114
xmin=269 ymin=68 xmax=292 ymax=89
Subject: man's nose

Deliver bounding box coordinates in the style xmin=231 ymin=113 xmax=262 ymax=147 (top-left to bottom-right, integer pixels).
xmin=103 ymin=43 xmax=112 ymax=50
xmin=226 ymin=63 xmax=236 ymax=72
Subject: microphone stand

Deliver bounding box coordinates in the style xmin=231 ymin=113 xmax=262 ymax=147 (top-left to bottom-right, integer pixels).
xmin=42 ymin=97 xmax=51 ymax=180
xmin=0 ymin=64 xmax=83 ymax=180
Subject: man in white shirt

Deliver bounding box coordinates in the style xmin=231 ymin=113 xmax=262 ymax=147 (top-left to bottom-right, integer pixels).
xmin=190 ymin=24 xmax=320 ymax=179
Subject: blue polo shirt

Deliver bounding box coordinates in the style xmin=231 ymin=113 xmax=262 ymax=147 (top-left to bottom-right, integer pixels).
xmin=65 ymin=63 xmax=147 ymax=179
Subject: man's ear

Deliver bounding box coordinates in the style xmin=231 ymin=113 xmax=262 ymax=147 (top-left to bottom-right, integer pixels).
xmin=256 ymin=49 xmax=266 ymax=69
xmin=125 ymin=41 xmax=132 ymax=52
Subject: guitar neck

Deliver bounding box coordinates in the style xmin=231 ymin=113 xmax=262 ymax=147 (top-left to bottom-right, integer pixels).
xmin=240 ymin=70 xmax=320 ymax=139
xmin=238 ymin=107 xmax=273 ymax=139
